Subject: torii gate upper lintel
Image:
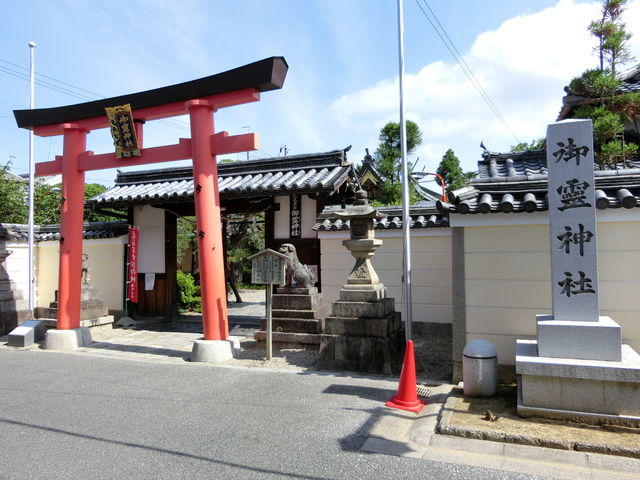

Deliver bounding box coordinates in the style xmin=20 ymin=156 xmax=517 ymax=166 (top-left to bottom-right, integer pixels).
xmin=13 ymin=56 xmax=288 ymax=343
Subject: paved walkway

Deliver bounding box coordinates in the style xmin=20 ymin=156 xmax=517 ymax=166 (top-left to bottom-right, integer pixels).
xmin=1 ymin=288 xmax=639 ymax=478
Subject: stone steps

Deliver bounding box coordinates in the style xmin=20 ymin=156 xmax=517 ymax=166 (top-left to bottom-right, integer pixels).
xmin=260 ymin=317 xmax=323 ymax=334
xmin=255 ymin=330 xmax=321 ymax=348
xmin=271 ymin=309 xmax=322 ymax=319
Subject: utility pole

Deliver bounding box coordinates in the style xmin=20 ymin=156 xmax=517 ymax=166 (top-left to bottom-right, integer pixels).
xmin=27 ymin=41 xmax=36 ymax=317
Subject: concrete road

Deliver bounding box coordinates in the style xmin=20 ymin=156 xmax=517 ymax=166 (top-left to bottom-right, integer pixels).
xmin=0 ymin=349 xmax=551 ymax=480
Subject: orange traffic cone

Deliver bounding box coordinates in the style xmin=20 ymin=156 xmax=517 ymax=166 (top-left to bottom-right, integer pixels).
xmin=385 ymin=340 xmax=426 ymax=413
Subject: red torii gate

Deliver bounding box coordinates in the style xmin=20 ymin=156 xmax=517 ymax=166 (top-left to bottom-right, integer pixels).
xmin=14 ymin=57 xmax=288 ymax=347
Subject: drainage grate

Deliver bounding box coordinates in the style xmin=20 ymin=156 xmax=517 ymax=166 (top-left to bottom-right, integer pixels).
xmin=416 ymin=384 xmax=431 ymax=399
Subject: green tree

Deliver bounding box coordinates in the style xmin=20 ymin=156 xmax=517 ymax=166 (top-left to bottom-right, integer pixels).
xmin=83 ymin=183 xmax=125 ymax=222
xmin=0 ymin=172 xmax=124 ymax=225
xmin=510 ymin=138 xmax=546 ymax=153
xmin=0 ymin=165 xmax=27 ymax=223
xmin=435 ymin=149 xmax=474 ymax=192
xmin=373 ymin=120 xmax=423 ymax=205
xmin=588 ymin=0 xmax=634 ymax=75
xmin=567 ymin=0 xmax=638 ymax=167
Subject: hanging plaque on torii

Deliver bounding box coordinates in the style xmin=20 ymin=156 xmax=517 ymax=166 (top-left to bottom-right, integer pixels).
xmin=14 ymin=57 xmax=288 ymax=343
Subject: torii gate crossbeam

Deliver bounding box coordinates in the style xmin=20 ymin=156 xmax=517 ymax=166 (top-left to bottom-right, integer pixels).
xmin=14 ymin=57 xmax=288 ymax=345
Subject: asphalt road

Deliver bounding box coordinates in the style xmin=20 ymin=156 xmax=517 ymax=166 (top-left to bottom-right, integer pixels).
xmin=0 ymin=349 xmax=553 ymax=480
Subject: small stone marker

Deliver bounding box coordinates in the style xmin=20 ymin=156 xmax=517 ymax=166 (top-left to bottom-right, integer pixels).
xmin=547 ymin=118 xmax=599 ymax=322
xmin=8 ymin=320 xmax=45 ymax=347
xmin=248 ymin=249 xmax=287 ymax=360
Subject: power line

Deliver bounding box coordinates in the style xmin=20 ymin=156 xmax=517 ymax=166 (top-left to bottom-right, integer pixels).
xmin=0 ymin=56 xmax=190 ymax=131
xmin=413 ymin=0 xmax=521 ymax=143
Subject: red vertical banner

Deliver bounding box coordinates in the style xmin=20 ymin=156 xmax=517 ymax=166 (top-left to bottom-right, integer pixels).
xmin=128 ymin=227 xmax=139 ymax=303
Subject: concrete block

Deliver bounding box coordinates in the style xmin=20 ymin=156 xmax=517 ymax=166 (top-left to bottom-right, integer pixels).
xmin=339 ymin=284 xmax=387 ymax=302
xmin=191 ymin=338 xmax=237 ymax=363
xmin=516 ymin=340 xmax=640 ymax=383
xmin=331 ymin=298 xmax=395 ymax=318
xmin=520 ymin=375 xmax=562 ymax=410
xmin=44 ymin=327 xmax=92 ymax=351
xmin=604 ymin=379 xmax=640 ymax=416
xmin=272 ymin=294 xmax=321 ymax=310
xmin=7 ymin=319 xmax=45 ymax=347
xmin=323 ymin=312 xmax=401 ymax=337
xmin=536 ymin=315 xmax=621 ymax=361
xmin=517 ymin=339 xmax=640 ymax=420
xmin=560 ymin=377 xmax=607 ymax=414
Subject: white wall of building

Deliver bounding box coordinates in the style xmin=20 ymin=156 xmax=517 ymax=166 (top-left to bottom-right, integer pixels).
xmin=458 ymin=210 xmax=640 ymax=365
xmin=319 ymin=229 xmax=453 ymax=325
xmin=36 ymin=237 xmax=127 ymax=312
xmin=134 ymin=205 xmax=165 ymax=273
xmin=2 ymin=240 xmax=32 ymax=300
xmin=274 ymin=195 xmax=318 ymax=240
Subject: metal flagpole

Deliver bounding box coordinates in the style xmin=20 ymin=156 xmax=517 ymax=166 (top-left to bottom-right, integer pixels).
xmin=397 ymin=0 xmax=412 ymax=341
xmin=27 ymin=41 xmax=36 ymax=317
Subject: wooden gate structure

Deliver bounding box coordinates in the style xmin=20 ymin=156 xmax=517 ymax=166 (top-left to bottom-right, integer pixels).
xmin=14 ymin=57 xmax=288 ymax=344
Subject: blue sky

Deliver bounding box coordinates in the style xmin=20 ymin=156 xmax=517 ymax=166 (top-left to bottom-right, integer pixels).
xmin=2 ymin=0 xmax=640 ymax=187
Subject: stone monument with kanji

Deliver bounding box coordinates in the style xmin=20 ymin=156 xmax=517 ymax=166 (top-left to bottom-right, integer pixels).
xmin=516 ymin=119 xmax=640 ymax=425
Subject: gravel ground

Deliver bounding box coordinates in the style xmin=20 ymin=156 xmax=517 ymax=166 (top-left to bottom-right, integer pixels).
xmin=440 ymin=386 xmax=640 ymax=458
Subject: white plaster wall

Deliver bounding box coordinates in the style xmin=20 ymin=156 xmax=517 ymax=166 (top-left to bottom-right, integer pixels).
xmin=274 ymin=195 xmax=289 ymax=239
xmin=134 ymin=205 xmax=165 ymax=273
xmin=301 ymin=195 xmax=317 ymax=239
xmin=319 ymin=229 xmax=453 ymax=325
xmin=274 ymin=195 xmax=317 ymax=240
xmin=463 ymin=221 xmax=640 ymax=365
xmin=36 ymin=237 xmax=126 ymax=311
xmin=3 ymin=241 xmax=32 ymax=300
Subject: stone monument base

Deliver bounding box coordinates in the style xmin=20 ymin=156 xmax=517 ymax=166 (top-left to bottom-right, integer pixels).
xmin=516 ymin=339 xmax=640 ymax=427
xmin=536 ymin=314 xmax=621 ymax=361
xmin=255 ymin=286 xmax=327 ymax=349
xmin=319 ymin=286 xmax=404 ymax=375
xmin=42 ymin=315 xmax=115 ymax=334
xmin=44 ymin=327 xmax=92 ymax=351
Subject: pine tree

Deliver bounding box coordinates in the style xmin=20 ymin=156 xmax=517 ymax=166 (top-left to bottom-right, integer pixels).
xmin=567 ymin=0 xmax=638 ymax=167
xmin=436 ymin=149 xmax=474 ymax=192
xmin=373 ymin=120 xmax=423 ymax=205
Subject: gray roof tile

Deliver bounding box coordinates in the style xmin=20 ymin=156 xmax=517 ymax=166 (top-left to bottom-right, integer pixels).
xmin=89 ymin=150 xmax=355 ymax=206
xmin=0 ymin=222 xmax=129 ymax=242
xmin=314 ymin=205 xmax=449 ymax=231
xmin=443 ymin=149 xmax=640 ymax=214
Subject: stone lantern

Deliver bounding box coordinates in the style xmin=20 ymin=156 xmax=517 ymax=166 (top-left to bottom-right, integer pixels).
xmin=319 ymin=189 xmax=404 ymax=375
xmin=335 ymin=189 xmax=386 ymax=298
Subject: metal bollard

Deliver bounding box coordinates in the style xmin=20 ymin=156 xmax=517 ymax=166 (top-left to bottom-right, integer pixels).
xmin=463 ymin=339 xmax=498 ymax=397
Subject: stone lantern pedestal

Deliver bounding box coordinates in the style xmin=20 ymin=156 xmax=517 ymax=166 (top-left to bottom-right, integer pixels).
xmin=319 ymin=191 xmax=404 ymax=375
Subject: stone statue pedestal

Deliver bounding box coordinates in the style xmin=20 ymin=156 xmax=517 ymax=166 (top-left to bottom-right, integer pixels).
xmin=319 ymin=284 xmax=404 ymax=375
xmin=254 ymin=286 xmax=327 ymax=348
xmin=40 ymin=284 xmax=114 ymax=333
xmin=0 ymin=249 xmax=31 ymax=336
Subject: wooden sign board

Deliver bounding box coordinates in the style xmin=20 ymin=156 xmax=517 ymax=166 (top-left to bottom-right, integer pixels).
xmin=248 ymin=249 xmax=287 ymax=285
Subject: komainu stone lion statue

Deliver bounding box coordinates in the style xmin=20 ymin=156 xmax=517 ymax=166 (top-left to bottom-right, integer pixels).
xmin=279 ymin=243 xmax=315 ymax=288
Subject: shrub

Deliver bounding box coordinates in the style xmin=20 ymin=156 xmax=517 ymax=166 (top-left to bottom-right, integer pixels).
xmin=177 ymin=270 xmax=199 ymax=312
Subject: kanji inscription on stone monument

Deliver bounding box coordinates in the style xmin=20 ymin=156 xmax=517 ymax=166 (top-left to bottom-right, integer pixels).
xmin=547 ymin=119 xmax=599 ymax=322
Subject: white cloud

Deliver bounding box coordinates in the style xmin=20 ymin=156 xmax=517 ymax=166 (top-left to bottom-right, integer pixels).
xmin=329 ymin=0 xmax=640 ymax=173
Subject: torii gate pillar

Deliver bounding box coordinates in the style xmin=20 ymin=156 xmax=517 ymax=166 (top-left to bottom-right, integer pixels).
xmin=58 ymin=124 xmax=87 ymax=331
xmin=188 ymin=100 xmax=228 ymax=340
